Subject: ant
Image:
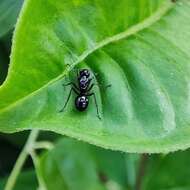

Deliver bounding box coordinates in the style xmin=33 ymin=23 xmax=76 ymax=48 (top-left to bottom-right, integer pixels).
xmin=59 ymin=69 xmax=110 ymax=120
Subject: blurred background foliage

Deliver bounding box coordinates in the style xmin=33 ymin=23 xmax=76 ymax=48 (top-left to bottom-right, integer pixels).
xmin=0 ymin=0 xmax=190 ymax=190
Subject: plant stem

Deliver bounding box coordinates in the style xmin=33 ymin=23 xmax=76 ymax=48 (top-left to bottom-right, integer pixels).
xmin=4 ymin=129 xmax=39 ymax=190
xmin=30 ymin=150 xmax=47 ymax=190
xmin=135 ymin=154 xmax=149 ymax=190
xmin=125 ymin=154 xmax=137 ymax=189
xmin=34 ymin=141 xmax=54 ymax=150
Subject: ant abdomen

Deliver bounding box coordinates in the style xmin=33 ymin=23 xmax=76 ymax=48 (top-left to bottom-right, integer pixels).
xmin=75 ymin=96 xmax=89 ymax=111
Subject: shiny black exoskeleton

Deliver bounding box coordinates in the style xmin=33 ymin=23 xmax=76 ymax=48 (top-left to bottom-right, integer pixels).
xmin=60 ymin=69 xmax=101 ymax=119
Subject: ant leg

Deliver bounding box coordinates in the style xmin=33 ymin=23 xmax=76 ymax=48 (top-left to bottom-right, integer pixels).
xmin=87 ymin=92 xmax=101 ymax=120
xmin=87 ymin=83 xmax=111 ymax=93
xmin=87 ymin=83 xmax=94 ymax=92
xmin=104 ymin=84 xmax=112 ymax=89
xmin=62 ymin=82 xmax=79 ymax=91
xmin=90 ymin=73 xmax=111 ymax=89
xmin=59 ymin=87 xmax=79 ymax=112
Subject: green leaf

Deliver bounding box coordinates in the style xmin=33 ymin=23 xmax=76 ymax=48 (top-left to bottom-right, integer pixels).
xmin=37 ymin=138 xmax=131 ymax=190
xmin=0 ymin=0 xmax=23 ymax=38
xmin=0 ymin=170 xmax=38 ymax=190
xmin=0 ymin=0 xmax=190 ymax=153
xmin=142 ymin=150 xmax=190 ymax=190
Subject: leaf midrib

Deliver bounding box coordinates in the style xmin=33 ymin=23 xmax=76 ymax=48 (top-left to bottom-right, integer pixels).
xmin=0 ymin=1 xmax=174 ymax=113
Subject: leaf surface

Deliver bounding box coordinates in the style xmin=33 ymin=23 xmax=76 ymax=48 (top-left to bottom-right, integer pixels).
xmin=0 ymin=0 xmax=23 ymax=37
xmin=0 ymin=0 xmax=190 ymax=153
xmin=142 ymin=150 xmax=190 ymax=190
xmin=0 ymin=170 xmax=38 ymax=190
xmin=37 ymin=138 xmax=131 ymax=190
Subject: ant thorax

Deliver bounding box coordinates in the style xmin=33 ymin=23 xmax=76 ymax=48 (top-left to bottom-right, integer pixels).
xmin=80 ymin=75 xmax=88 ymax=83
xmin=79 ymin=75 xmax=89 ymax=89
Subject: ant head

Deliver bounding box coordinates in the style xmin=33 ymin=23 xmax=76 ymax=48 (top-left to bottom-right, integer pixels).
xmin=79 ymin=69 xmax=90 ymax=78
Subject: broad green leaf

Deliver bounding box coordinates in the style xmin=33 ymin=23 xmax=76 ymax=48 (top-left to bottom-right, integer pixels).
xmin=0 ymin=170 xmax=38 ymax=190
xmin=142 ymin=150 xmax=190 ymax=190
xmin=37 ymin=138 xmax=132 ymax=190
xmin=92 ymin=146 xmax=139 ymax=189
xmin=0 ymin=0 xmax=23 ymax=37
xmin=0 ymin=0 xmax=190 ymax=153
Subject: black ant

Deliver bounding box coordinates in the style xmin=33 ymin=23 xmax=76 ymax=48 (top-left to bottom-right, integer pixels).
xmin=59 ymin=69 xmax=110 ymax=119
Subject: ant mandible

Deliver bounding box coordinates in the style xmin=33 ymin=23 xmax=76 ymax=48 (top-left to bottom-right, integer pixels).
xmin=59 ymin=69 xmax=110 ymax=120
